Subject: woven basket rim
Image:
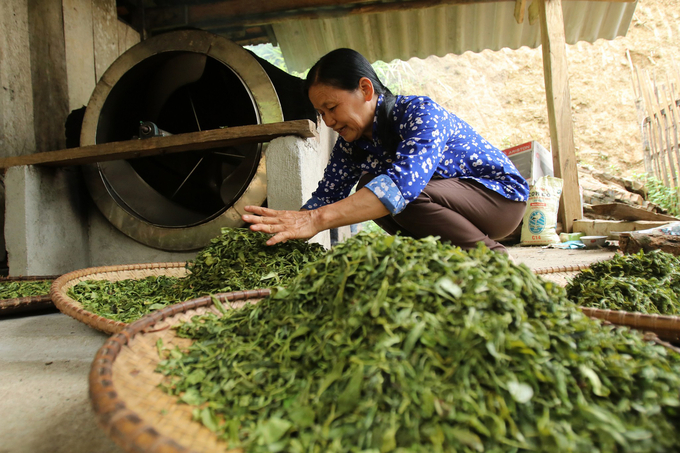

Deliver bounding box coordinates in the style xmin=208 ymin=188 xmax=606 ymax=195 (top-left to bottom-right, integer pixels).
xmin=50 ymin=262 xmax=189 ymax=335
xmin=89 ymin=289 xmax=270 ymax=453
xmin=580 ymin=306 xmax=680 ymax=341
xmin=0 ymin=274 xmax=61 ymax=282
xmin=0 ymin=294 xmax=54 ymax=315
xmin=0 ymin=275 xmax=59 ymax=315
xmin=532 ymin=263 xmax=592 ymax=275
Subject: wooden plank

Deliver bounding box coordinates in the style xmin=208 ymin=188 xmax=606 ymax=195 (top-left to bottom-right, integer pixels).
xmin=117 ymin=18 xmax=140 ymax=56
xmin=572 ymin=219 xmax=673 ymax=240
xmin=642 ymin=118 xmax=654 ymax=174
xmin=639 ymin=69 xmax=663 ymax=180
xmin=1 ymin=0 xmax=36 ymax=159
xmin=647 ymin=71 xmax=670 ymax=184
xmin=92 ymin=0 xmax=119 ymax=83
xmin=0 ymin=120 xmax=318 ymax=169
xmin=62 ymin=0 xmax=96 ymax=111
xmin=628 ymin=56 xmax=653 ymax=174
xmin=538 ymin=0 xmax=581 ymax=232
xmin=145 ymin=0 xmax=635 ymax=32
xmin=27 ymin=0 xmax=70 ymax=153
xmin=590 ymin=203 xmax=679 ymax=222
xmin=619 ymin=231 xmax=680 ymax=256
xmin=661 ymin=80 xmax=678 ymax=187
xmin=664 ymin=73 xmax=680 ymax=186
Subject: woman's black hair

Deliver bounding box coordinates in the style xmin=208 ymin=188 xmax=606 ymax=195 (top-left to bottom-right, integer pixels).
xmin=305 ymin=48 xmax=399 ymax=156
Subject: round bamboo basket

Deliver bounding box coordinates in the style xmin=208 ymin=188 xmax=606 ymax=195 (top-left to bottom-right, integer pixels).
xmin=50 ymin=262 xmax=188 ymax=334
xmin=579 ymin=307 xmax=680 ymax=342
xmin=533 ymin=264 xmax=680 ymax=342
xmin=0 ymin=275 xmax=61 ymax=316
xmin=533 ymin=263 xmax=591 ymax=287
xmin=89 ymin=289 xmax=270 ymax=453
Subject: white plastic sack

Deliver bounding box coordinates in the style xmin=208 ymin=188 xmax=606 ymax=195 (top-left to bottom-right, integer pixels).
xmin=521 ymin=176 xmax=563 ymax=246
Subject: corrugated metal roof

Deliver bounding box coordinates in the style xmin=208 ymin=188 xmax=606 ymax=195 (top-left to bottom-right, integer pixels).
xmin=274 ymin=1 xmax=637 ymax=73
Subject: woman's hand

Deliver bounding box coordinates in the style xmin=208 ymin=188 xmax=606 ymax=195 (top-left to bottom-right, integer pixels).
xmin=242 ymin=188 xmax=390 ymax=245
xmin=242 ymin=206 xmax=320 ymax=245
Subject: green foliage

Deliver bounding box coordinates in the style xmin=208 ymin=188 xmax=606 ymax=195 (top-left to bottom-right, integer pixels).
xmin=245 ymin=44 xmax=308 ymax=78
xmin=566 ymin=250 xmax=680 ymax=315
xmin=246 ymin=44 xmax=288 ymax=71
xmin=358 ymin=220 xmax=386 ymax=235
xmin=372 ymin=59 xmax=419 ymax=95
xmin=244 ymin=45 xmax=421 ymax=96
xmin=0 ymin=280 xmax=52 ymax=299
xmin=644 ymin=175 xmax=680 ymax=217
xmin=68 ymin=276 xmax=185 ymax=323
xmin=185 ymin=227 xmax=326 ymax=294
xmin=68 ymin=228 xmax=326 ymax=323
xmin=157 ymin=234 xmax=680 ymax=452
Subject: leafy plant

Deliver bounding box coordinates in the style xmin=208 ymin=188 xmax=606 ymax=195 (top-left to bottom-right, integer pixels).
xmin=245 ymin=44 xmax=308 ymax=78
xmin=643 ymin=174 xmax=680 ymax=217
xmin=68 ymin=228 xmax=326 ymax=323
xmin=0 ymin=280 xmax=52 ymax=299
xmin=358 ymin=220 xmax=386 ymax=235
xmin=566 ymin=250 xmax=680 ymax=314
xmin=157 ymin=234 xmax=680 ymax=452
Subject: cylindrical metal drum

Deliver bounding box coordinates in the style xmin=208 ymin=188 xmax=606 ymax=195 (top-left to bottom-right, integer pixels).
xmin=80 ymin=30 xmax=311 ymax=251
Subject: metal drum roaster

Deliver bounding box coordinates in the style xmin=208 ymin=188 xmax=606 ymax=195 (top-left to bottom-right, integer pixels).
xmin=76 ymin=29 xmax=315 ymax=251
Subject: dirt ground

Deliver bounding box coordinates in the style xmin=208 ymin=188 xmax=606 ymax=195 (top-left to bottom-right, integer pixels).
xmin=381 ymin=0 xmax=680 ymax=179
xmin=508 ymin=243 xmax=617 ymax=271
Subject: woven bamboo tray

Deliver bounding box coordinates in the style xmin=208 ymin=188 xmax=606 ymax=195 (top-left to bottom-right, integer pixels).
xmin=90 ymin=289 xmax=270 ymax=453
xmin=533 ymin=264 xmax=680 ymax=342
xmin=50 ymin=262 xmax=189 ymax=335
xmin=0 ymin=275 xmax=61 ymax=316
xmin=533 ymin=264 xmax=591 ymax=287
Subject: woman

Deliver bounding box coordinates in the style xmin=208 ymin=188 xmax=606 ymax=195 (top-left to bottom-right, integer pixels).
xmin=242 ymin=48 xmax=529 ymax=254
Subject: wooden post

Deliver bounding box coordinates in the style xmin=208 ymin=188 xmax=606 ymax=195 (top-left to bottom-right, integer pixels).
xmin=668 ymin=71 xmax=680 ymax=183
xmin=92 ymin=0 xmax=119 ymax=82
xmin=661 ymin=82 xmax=678 ymax=187
xmin=117 ymin=18 xmax=141 ymax=56
xmin=628 ymin=54 xmax=653 ymax=175
xmin=28 ymin=0 xmax=70 ymax=153
xmin=62 ymin=0 xmax=96 ymax=111
xmin=1 ymin=0 xmax=36 ymax=158
xmin=538 ymin=0 xmax=581 ymax=233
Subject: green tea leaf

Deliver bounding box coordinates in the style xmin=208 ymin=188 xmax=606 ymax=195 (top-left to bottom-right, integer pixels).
xmin=507 ymin=381 xmax=534 ymax=404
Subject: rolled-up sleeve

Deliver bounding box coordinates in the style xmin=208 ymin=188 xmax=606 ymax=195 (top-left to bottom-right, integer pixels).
xmin=364 ymin=174 xmax=407 ymax=214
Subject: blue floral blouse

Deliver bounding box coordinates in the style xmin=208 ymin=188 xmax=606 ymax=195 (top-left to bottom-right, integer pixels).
xmin=302 ymin=95 xmax=529 ymax=215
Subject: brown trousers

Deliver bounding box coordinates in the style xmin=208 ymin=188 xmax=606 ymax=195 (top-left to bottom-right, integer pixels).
xmin=358 ymin=174 xmax=526 ymax=253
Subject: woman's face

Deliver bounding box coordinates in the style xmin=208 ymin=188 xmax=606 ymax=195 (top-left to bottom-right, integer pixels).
xmin=308 ymin=78 xmax=377 ymax=142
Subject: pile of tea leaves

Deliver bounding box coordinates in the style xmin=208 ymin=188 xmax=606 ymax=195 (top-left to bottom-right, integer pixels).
xmin=156 ymin=234 xmax=680 ymax=453
xmin=566 ymin=250 xmax=680 ymax=315
xmin=67 ymin=228 xmax=326 ymax=323
xmin=0 ymin=280 xmax=52 ymax=299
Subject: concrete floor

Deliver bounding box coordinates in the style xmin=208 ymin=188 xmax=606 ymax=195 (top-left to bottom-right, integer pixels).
xmin=0 ymin=244 xmax=617 ymax=453
xmin=0 ymin=310 xmax=122 ymax=453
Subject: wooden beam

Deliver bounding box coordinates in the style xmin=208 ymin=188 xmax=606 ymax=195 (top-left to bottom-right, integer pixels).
xmin=538 ymin=0 xmax=581 ymax=233
xmin=0 ymin=120 xmax=318 ymax=169
xmin=590 ymin=203 xmax=680 ymax=222
xmin=573 ymin=219 xmax=673 ymax=240
xmin=145 ymin=0 xmax=635 ymax=32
